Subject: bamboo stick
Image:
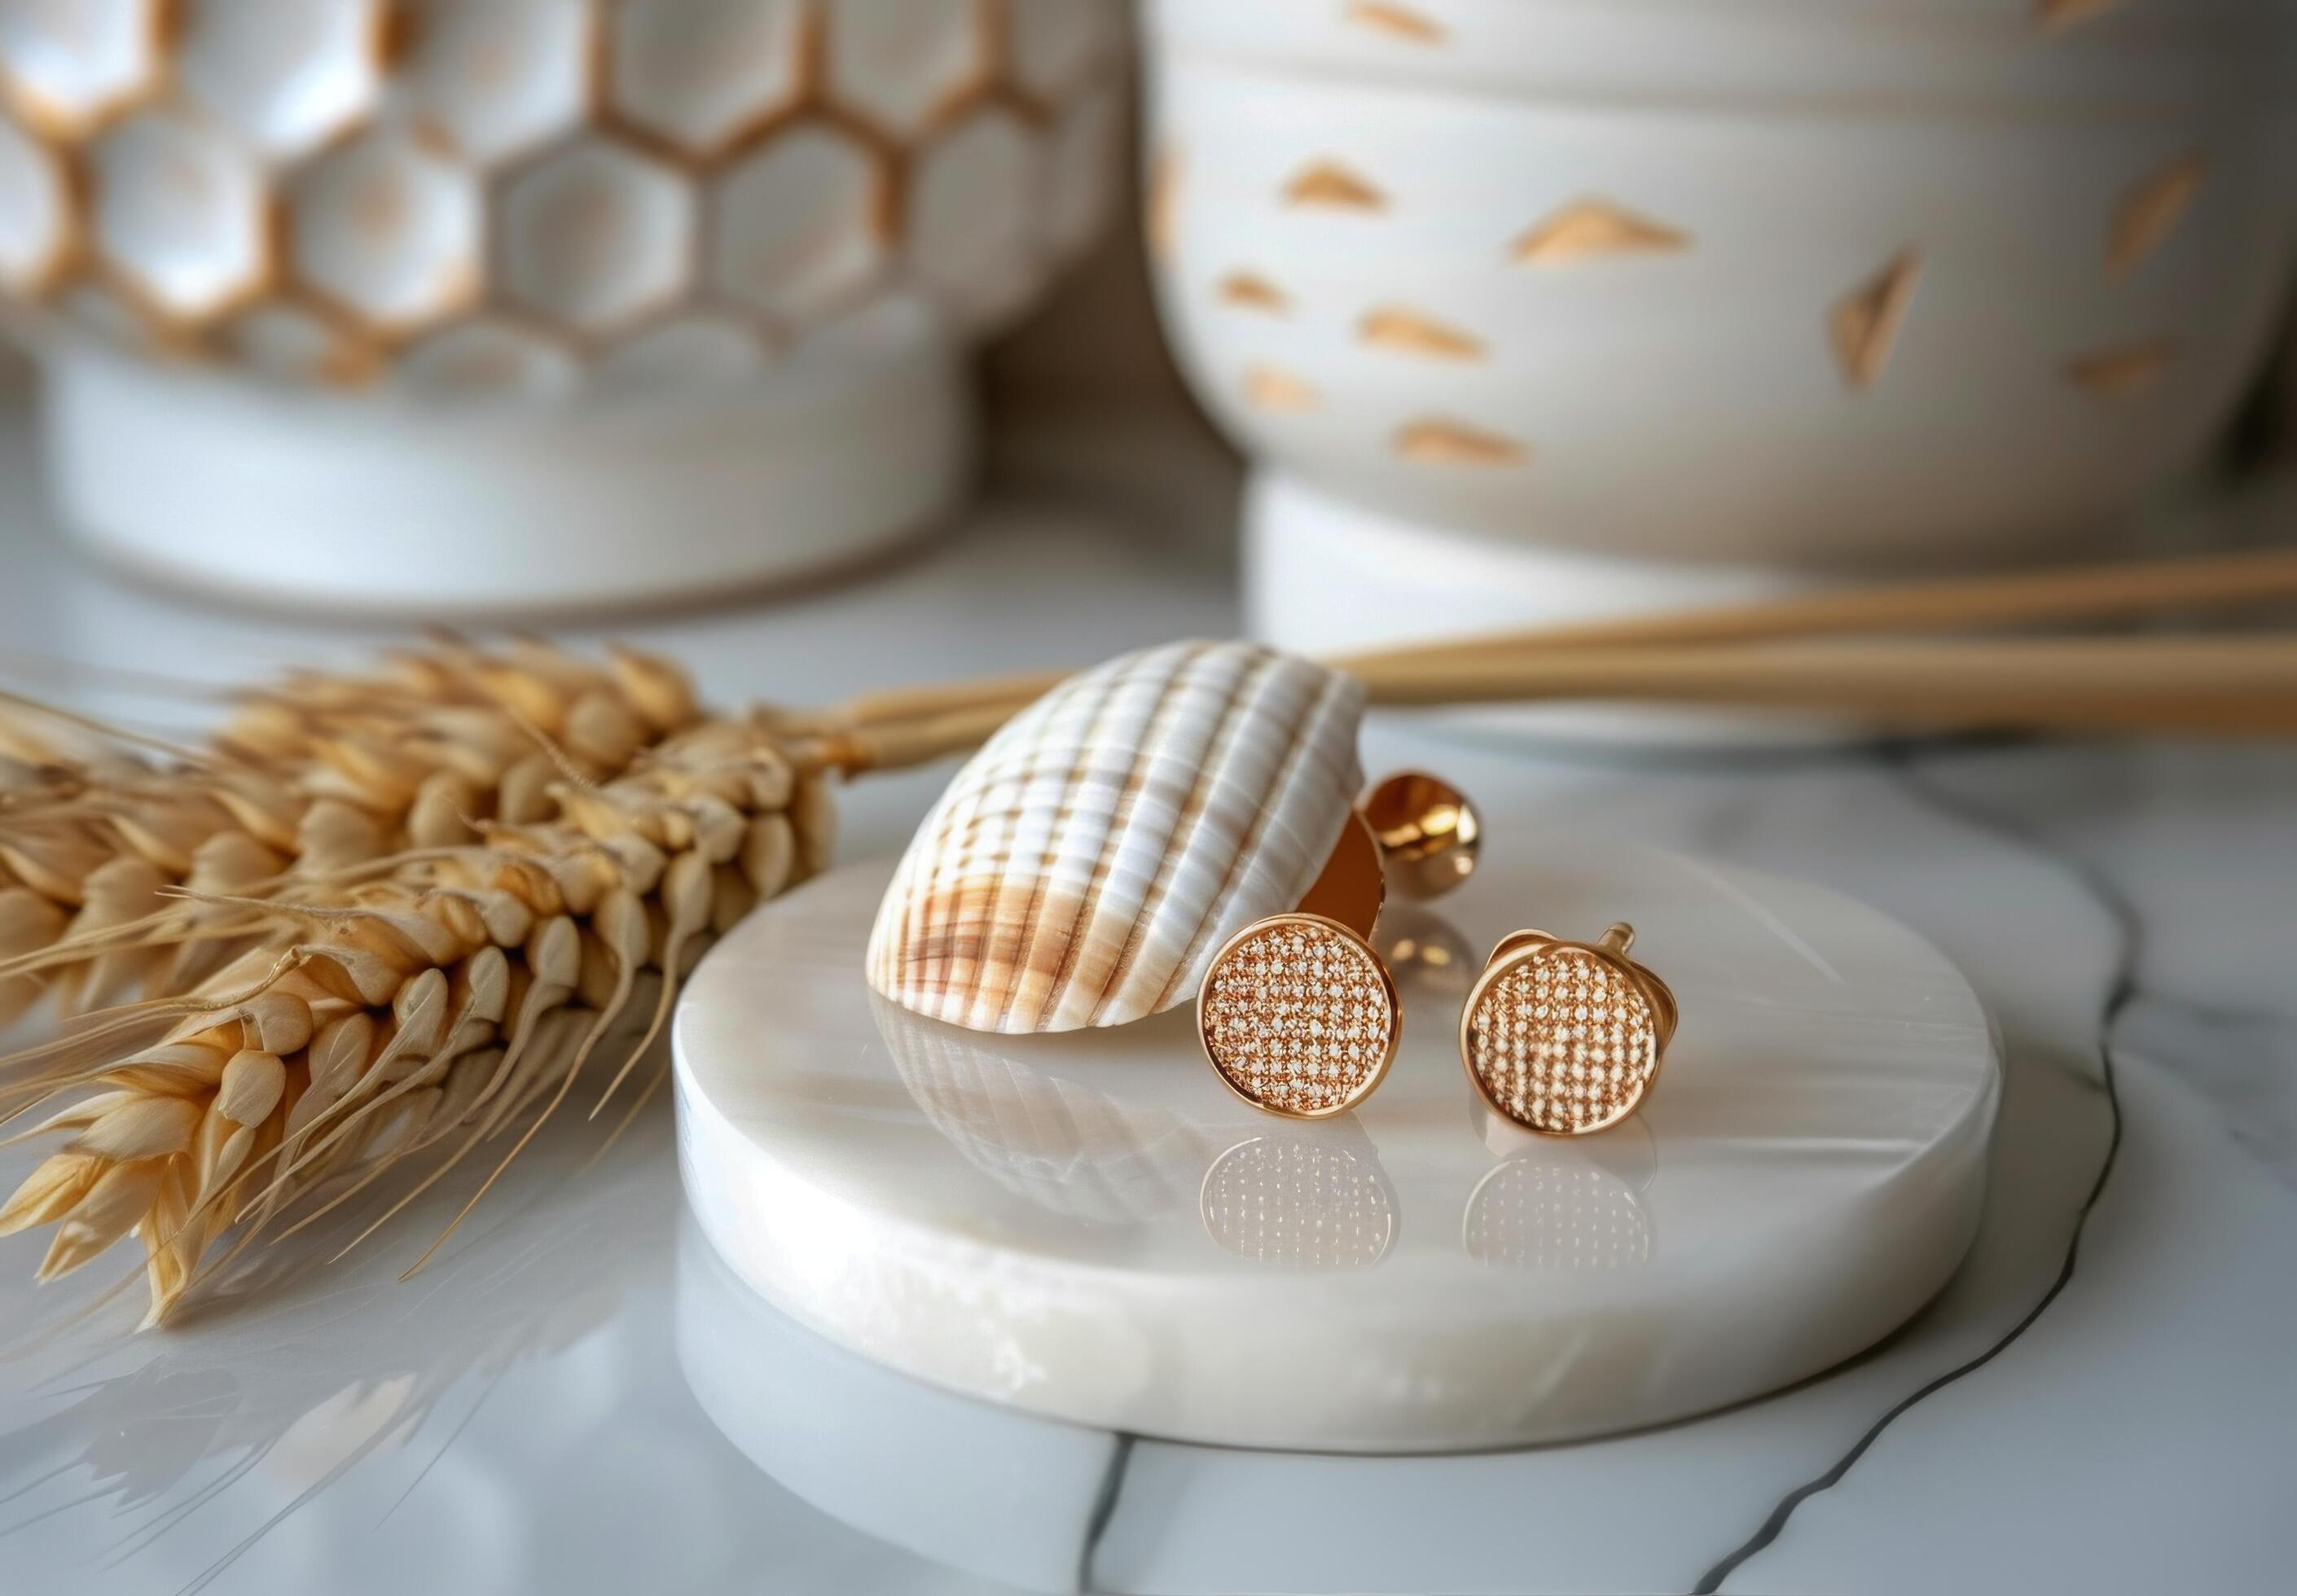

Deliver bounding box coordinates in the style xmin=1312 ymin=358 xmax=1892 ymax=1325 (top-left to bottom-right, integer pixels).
xmin=1333 ymin=545 xmax=2297 ymax=671
xmin=833 ymin=668 xmax=1069 ymax=730
xmin=830 ymin=635 xmax=2297 ymax=770
xmin=1350 ymin=636 xmax=2297 ymax=723
xmin=828 ymin=702 xmax=1037 ymax=774
xmin=826 ymin=545 xmax=2297 ymax=730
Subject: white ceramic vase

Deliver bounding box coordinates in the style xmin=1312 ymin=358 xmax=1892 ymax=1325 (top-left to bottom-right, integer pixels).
xmin=1140 ymin=0 xmax=2297 ymax=656
xmin=0 ymin=0 xmax=1125 ymax=612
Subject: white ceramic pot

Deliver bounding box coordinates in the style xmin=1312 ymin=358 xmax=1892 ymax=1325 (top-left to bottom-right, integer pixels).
xmin=0 ymin=0 xmax=1125 ymax=612
xmin=1141 ymin=0 xmax=2297 ymax=653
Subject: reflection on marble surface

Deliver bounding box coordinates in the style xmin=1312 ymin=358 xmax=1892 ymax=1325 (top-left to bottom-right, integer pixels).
xmin=1198 ymin=1131 xmax=1397 ymax=1268
xmin=675 ymin=1213 xmax=1116 ymax=1595
xmin=0 ymin=1118 xmax=656 ymax=1580
xmin=874 ymin=993 xmax=1219 ymax=1226
xmin=1462 ymin=1121 xmax=1658 ymax=1272
xmin=878 ymin=954 xmax=1409 ymax=1273
xmin=0 ymin=1112 xmax=1000 ymax=1596
xmin=1376 ymin=904 xmax=1478 ymax=998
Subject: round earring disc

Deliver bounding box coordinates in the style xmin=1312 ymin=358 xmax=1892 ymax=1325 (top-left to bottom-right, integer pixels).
xmin=1198 ymin=915 xmax=1399 ymax=1118
xmin=1463 ymin=944 xmax=1660 ymax=1135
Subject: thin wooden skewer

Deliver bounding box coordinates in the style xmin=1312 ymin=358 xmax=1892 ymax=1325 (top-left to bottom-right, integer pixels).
xmin=1333 ymin=544 xmax=2297 ymax=670
xmin=826 ymin=667 xmax=1074 ymax=730
xmin=812 ymin=704 xmax=1021 ymax=774
xmin=828 ymin=545 xmax=2297 ymax=729
xmin=1351 ymin=636 xmax=2297 ymax=719
xmin=824 ymin=635 xmax=2297 ymax=771
xmin=832 ymin=671 xmax=1061 ymax=730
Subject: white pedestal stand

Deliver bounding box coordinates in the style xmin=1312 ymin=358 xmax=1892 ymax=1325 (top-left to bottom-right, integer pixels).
xmin=41 ymin=331 xmax=971 ymax=616
xmin=674 ymin=840 xmax=1999 ymax=1454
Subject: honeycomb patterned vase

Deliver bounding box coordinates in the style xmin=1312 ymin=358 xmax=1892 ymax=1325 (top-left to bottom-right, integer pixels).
xmin=1140 ymin=0 xmax=2297 ymax=698
xmin=0 ymin=0 xmax=1125 ymax=611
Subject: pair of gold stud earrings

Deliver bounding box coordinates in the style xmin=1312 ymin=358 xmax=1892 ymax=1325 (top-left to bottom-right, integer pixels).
xmin=1194 ymin=773 xmax=1677 ymax=1137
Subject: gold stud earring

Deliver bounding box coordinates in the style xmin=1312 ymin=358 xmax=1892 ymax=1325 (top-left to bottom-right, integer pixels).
xmin=1197 ymin=913 xmax=1401 ymax=1118
xmin=1193 ymin=772 xmax=1474 ymax=1119
xmin=1459 ymin=923 xmax=1678 ymax=1136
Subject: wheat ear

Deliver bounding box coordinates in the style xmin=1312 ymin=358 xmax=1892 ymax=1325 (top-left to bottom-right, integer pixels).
xmin=0 ymin=716 xmax=831 ymax=1326
xmin=0 ymin=638 xmax=701 ymax=1024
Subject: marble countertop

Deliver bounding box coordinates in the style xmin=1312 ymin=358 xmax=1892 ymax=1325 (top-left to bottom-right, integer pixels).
xmin=1 ymin=366 xmax=2293 ymax=1595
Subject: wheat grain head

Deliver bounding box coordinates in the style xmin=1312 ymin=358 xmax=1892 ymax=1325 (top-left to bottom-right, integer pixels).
xmin=0 ymin=639 xmax=701 ymax=1023
xmin=1 ymin=714 xmax=830 ymax=1326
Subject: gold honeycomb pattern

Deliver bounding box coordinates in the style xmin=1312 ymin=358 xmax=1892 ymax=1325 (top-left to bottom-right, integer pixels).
xmin=0 ymin=0 xmax=1124 ymax=395
xmin=1464 ymin=945 xmax=1658 ymax=1135
xmin=1198 ymin=918 xmax=1396 ymax=1118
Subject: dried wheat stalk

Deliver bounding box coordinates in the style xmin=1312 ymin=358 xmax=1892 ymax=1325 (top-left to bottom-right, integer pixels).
xmin=0 ymin=638 xmax=699 ymax=1024
xmin=0 ymin=714 xmax=830 ymax=1326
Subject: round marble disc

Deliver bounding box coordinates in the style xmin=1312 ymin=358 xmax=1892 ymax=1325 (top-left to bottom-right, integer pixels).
xmin=674 ymin=841 xmax=1999 ymax=1454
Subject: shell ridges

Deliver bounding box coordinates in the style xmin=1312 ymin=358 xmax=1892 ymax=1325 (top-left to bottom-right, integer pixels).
xmin=865 ymin=641 xmax=1367 ymax=1033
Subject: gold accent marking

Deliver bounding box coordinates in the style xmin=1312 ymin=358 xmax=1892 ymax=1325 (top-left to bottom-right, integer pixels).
xmin=1394 ymin=418 xmax=1526 ymax=467
xmin=1217 ymin=270 xmax=1289 ymax=313
xmin=2037 ymin=0 xmax=2124 ymax=32
xmin=1359 ymin=304 xmax=1482 ymax=361
xmin=1829 ymin=248 xmax=1921 ymax=391
xmin=2108 ymin=153 xmax=2203 ymax=276
xmin=2068 ymin=340 xmax=2173 ymax=397
xmin=1343 ymin=3 xmax=1446 ymax=44
xmin=1242 ymin=365 xmax=1320 ymax=413
xmin=1283 ymin=159 xmax=1385 ymax=212
xmin=1512 ymin=198 xmax=1689 ymax=264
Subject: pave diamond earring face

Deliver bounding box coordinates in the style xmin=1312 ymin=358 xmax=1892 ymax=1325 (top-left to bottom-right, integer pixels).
xmin=1459 ymin=923 xmax=1678 ymax=1137
xmin=1193 ymin=773 xmax=1476 ymax=1120
xmin=1197 ymin=914 xmax=1402 ymax=1120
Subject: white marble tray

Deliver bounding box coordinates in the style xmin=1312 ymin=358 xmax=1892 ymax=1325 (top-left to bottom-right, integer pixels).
xmin=673 ymin=841 xmax=2000 ymax=1452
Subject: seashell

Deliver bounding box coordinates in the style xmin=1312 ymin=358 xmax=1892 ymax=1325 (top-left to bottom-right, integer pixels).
xmin=867 ymin=640 xmax=1367 ymax=1033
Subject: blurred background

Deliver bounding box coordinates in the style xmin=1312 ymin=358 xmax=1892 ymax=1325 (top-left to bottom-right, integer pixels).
xmin=0 ymin=0 xmax=2287 ymax=677
xmin=3 ymin=8 xmax=2297 ymax=1596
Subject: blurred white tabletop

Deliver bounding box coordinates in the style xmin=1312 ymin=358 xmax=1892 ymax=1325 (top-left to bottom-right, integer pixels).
xmin=2 ymin=357 xmax=2295 ymax=1595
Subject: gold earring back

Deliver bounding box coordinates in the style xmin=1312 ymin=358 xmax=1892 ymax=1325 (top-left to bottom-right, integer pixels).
xmin=1360 ymin=770 xmax=1481 ymax=901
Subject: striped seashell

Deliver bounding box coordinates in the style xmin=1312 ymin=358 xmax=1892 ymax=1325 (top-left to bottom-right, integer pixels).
xmin=867 ymin=640 xmax=1367 ymax=1033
